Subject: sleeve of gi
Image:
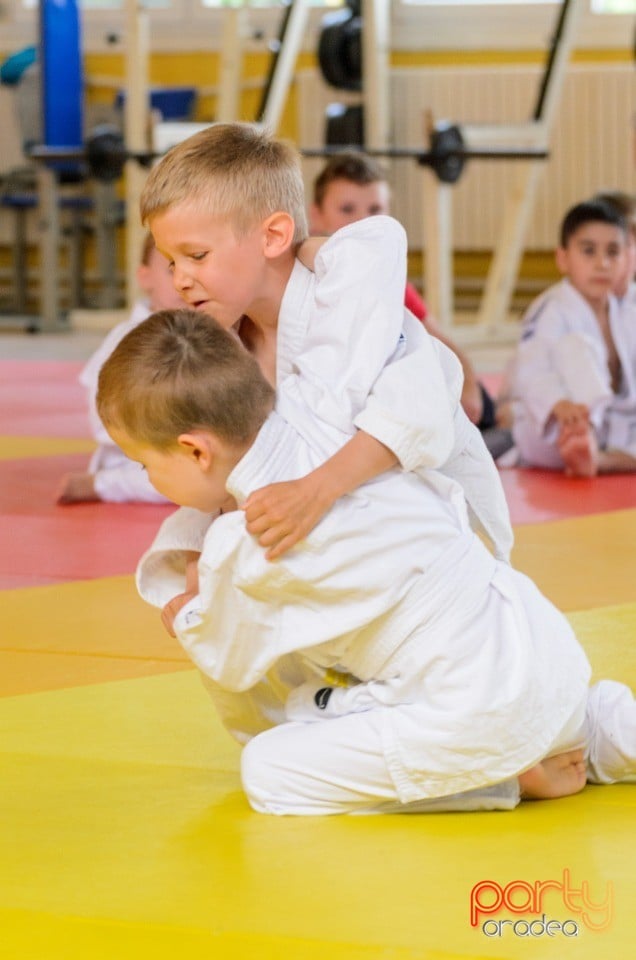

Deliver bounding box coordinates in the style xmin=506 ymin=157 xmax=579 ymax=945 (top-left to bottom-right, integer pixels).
xmin=291 ymin=216 xmax=456 ymax=471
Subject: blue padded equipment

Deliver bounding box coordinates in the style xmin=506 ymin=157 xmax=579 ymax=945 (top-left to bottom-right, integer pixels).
xmin=39 ymin=0 xmax=83 ymax=173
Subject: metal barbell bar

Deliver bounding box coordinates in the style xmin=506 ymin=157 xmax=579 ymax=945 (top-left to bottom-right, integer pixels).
xmin=29 ymin=123 xmax=549 ymax=187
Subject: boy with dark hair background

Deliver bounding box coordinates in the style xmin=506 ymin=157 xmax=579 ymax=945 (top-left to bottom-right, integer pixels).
xmin=509 ymin=199 xmax=636 ymax=476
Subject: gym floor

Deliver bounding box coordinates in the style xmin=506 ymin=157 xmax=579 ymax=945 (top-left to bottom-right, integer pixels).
xmin=1 ymin=331 xmax=635 ymax=959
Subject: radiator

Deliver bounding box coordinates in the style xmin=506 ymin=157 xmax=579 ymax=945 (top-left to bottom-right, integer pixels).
xmin=298 ymin=63 xmax=635 ymax=251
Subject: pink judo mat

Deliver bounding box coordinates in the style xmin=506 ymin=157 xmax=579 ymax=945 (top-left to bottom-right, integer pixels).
xmin=2 ymin=359 xmax=635 ymax=588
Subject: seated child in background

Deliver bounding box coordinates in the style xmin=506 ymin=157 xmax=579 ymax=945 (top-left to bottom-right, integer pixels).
xmin=96 ymin=308 xmax=636 ymax=816
xmin=58 ymin=233 xmax=185 ymax=504
xmin=309 ymin=151 xmax=505 ymax=443
xmin=508 ymin=198 xmax=636 ymax=477
xmin=139 ymin=122 xmax=513 ymax=576
xmin=592 ymin=190 xmax=636 ymax=310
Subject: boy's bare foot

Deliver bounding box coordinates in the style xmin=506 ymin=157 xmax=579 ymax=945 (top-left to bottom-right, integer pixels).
xmin=57 ymin=472 xmax=99 ymax=504
xmin=495 ymin=399 xmax=514 ymax=431
xmin=519 ymin=749 xmax=587 ymax=800
xmin=558 ymin=424 xmax=599 ymax=477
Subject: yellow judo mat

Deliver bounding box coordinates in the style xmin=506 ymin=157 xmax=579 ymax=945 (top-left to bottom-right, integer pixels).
xmin=0 ymin=524 xmax=636 ymax=960
xmin=1 ymin=422 xmax=635 ymax=958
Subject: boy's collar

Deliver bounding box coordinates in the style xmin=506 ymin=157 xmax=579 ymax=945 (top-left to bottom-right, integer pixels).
xmin=562 ymin=276 xmax=618 ymax=313
xmin=225 ymin=412 xmax=298 ymax=504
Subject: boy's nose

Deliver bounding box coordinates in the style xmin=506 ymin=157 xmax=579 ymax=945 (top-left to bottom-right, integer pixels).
xmin=173 ymin=265 xmax=192 ymax=291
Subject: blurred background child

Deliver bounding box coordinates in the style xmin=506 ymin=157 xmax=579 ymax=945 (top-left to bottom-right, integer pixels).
xmin=592 ymin=190 xmax=636 ymax=309
xmin=507 ymin=198 xmax=636 ymax=477
xmin=309 ymin=151 xmax=509 ymax=452
xmin=57 ymin=233 xmax=186 ymax=504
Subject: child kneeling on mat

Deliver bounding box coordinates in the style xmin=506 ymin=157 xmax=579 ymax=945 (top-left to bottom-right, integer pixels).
xmin=96 ymin=308 xmax=636 ymax=816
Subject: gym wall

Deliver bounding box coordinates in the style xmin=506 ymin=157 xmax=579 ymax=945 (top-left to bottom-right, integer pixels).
xmin=0 ymin=30 xmax=632 ymax=309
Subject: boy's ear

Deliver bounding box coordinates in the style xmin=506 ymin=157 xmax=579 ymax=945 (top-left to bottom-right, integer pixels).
xmin=262 ymin=211 xmax=296 ymax=258
xmin=177 ymin=431 xmax=217 ymax=470
xmin=555 ymin=246 xmax=568 ymax=275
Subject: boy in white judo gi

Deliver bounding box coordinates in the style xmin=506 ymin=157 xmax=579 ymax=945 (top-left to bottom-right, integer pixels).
xmin=57 ymin=233 xmax=185 ymax=504
xmin=96 ymin=308 xmax=636 ymax=816
xmin=139 ymin=121 xmax=513 ymax=568
xmin=592 ymin=191 xmax=636 ymax=312
xmin=509 ymin=199 xmax=636 ymax=477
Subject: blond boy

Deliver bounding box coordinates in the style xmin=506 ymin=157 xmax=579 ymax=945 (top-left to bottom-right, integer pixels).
xmin=138 ymin=122 xmax=513 ymax=579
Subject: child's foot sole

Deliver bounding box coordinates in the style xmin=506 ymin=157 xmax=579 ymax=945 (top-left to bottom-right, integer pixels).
xmin=519 ymin=750 xmax=587 ymax=800
xmin=559 ymin=429 xmax=599 ymax=477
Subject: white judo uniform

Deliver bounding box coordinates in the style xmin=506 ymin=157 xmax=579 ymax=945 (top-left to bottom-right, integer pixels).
xmin=280 ymin=216 xmax=513 ymax=560
xmin=620 ymin=279 xmax=636 ymax=315
xmin=140 ymin=215 xmax=513 ymax=587
xmin=80 ymin=301 xmax=170 ymax=503
xmin=137 ymin=372 xmax=636 ymax=815
xmin=510 ymin=279 xmax=636 ymax=468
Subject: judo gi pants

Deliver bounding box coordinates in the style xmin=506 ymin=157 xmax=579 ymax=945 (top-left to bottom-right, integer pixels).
xmin=240 ymin=680 xmax=635 ymax=816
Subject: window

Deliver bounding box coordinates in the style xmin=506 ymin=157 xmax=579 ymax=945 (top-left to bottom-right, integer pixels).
xmin=591 ymin=0 xmax=636 ymax=11
xmin=401 ymin=0 xmax=552 ymax=6
xmin=403 ymin=0 xmax=635 ymax=8
xmin=21 ymin=0 xmax=172 ymax=8
xmin=198 ymin=0 xmax=333 ymax=8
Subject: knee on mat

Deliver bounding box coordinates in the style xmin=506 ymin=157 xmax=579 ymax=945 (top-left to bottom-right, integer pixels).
xmin=241 ymin=733 xmax=287 ymax=815
xmin=586 ymin=680 xmax=636 ymax=785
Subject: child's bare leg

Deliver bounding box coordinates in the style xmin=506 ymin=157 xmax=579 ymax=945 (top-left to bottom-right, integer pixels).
xmin=495 ymin=398 xmax=514 ymax=430
xmin=597 ymin=448 xmax=636 ymax=475
xmin=519 ymin=749 xmax=586 ymax=800
xmin=558 ymin=422 xmax=599 ymax=478
xmin=57 ymin=472 xmax=99 ymax=504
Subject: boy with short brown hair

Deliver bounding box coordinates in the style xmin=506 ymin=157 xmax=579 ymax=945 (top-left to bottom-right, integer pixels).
xmin=309 ymin=150 xmax=505 ymax=444
xmin=96 ymin=308 xmax=636 ymax=816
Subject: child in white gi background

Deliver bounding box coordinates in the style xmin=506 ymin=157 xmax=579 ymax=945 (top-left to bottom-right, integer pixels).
xmin=57 ymin=233 xmax=185 ymax=504
xmin=309 ymin=150 xmax=508 ymax=450
xmin=508 ymin=199 xmax=636 ymax=477
xmin=96 ymin=309 xmax=636 ymax=816
xmin=139 ymin=122 xmax=513 ymax=580
xmin=592 ymin=190 xmax=636 ymax=312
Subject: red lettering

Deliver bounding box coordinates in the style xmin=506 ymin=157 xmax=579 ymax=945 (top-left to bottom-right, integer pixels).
xmin=534 ymin=876 xmax=564 ymax=914
xmin=502 ymin=881 xmax=536 ymax=914
xmin=470 ymin=881 xmax=503 ymax=926
xmin=470 ymin=870 xmax=614 ymax=933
